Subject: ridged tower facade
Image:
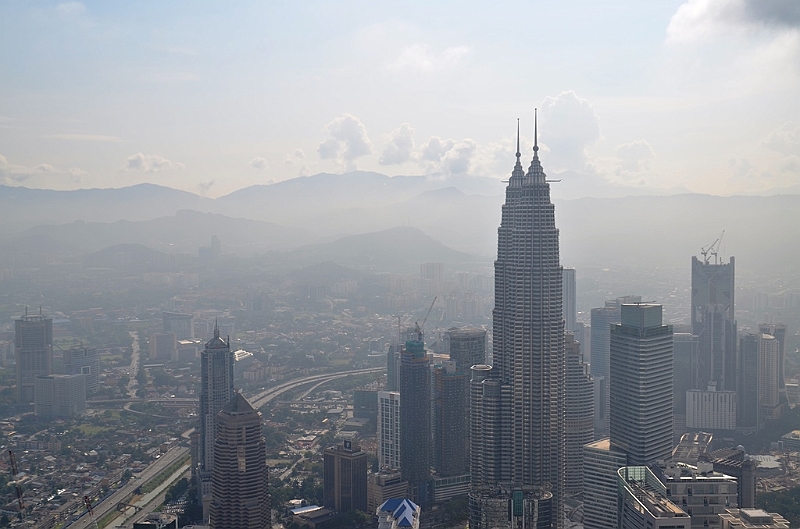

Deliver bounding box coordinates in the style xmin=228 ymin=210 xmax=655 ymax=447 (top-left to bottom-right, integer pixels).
xmin=469 ymin=115 xmax=565 ymax=529
xmin=210 ymin=392 xmax=271 ymax=529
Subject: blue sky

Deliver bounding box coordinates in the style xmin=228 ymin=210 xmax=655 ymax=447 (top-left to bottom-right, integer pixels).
xmin=1 ymin=0 xmax=798 ymax=197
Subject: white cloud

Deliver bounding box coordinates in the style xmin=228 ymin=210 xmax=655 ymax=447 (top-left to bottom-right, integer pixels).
xmin=44 ymin=133 xmax=122 ymax=142
xmin=123 ymin=153 xmax=184 ymax=173
xmin=56 ymin=2 xmax=86 ymax=16
xmin=0 ymin=154 xmax=75 ymax=184
xmin=539 ymin=91 xmax=601 ymax=172
xmin=284 ymin=148 xmax=310 ymax=176
xmin=386 ymin=44 xmax=471 ymax=73
xmin=317 ymin=114 xmax=373 ymax=170
xmin=440 ymin=139 xmax=478 ymax=175
xmin=419 ymin=136 xmax=456 ymax=162
xmin=667 ymin=0 xmax=800 ymax=43
xmin=250 ymin=157 xmax=269 ymax=170
xmin=615 ymin=140 xmax=656 ymax=173
xmin=380 ymin=123 xmax=415 ymax=165
xmin=761 ymin=122 xmax=799 ymax=155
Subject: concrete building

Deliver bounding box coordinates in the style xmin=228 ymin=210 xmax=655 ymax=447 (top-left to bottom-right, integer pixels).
xmin=674 ymin=333 xmax=699 ymax=440
xmin=377 ymin=391 xmax=401 ymax=471
xmin=150 ymin=332 xmax=177 ymax=361
xmin=759 ymin=323 xmax=786 ymax=397
xmin=433 ymin=360 xmax=467 ymax=477
xmin=63 ymin=346 xmax=99 ymax=395
xmin=686 ymin=382 xmax=737 ymax=430
xmin=617 ymin=466 xmax=691 ymax=529
xmin=563 ymin=268 xmax=576 ymax=333
xmin=34 ymin=374 xmax=86 ymax=418
xmin=610 ymin=303 xmax=673 ymax=466
xmin=718 ymin=509 xmax=789 ymax=529
xmin=710 ymin=448 xmax=757 ymax=509
xmin=209 ymin=393 xmax=271 ymax=529
xmin=197 ymin=324 xmax=235 ymax=516
xmin=654 ymin=461 xmax=738 ymax=529
xmin=565 ymin=333 xmax=593 ymax=494
xmin=15 ymin=311 xmax=53 ymax=404
xmin=323 ymin=439 xmax=368 ymax=513
xmin=469 ymin=119 xmax=564 ymax=529
xmin=691 ymin=255 xmax=736 ymax=392
xmin=737 ymin=333 xmax=760 ymax=430
xmin=399 ymin=337 xmax=431 ymax=503
xmin=367 ymin=470 xmax=408 ymax=515
xmin=162 ymin=311 xmax=194 ymax=340
xmin=447 ymin=327 xmax=486 ymax=374
xmin=583 ymin=438 xmax=627 ymax=529
xmin=759 ymin=333 xmax=782 ymax=420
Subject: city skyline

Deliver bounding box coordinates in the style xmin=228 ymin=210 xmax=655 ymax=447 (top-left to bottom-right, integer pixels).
xmin=1 ymin=1 xmax=799 ymax=197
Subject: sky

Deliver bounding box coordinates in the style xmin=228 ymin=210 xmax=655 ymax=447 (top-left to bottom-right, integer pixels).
xmin=1 ymin=0 xmax=799 ymax=198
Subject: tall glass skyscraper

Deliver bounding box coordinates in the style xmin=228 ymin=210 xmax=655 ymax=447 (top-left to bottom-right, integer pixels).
xmin=15 ymin=310 xmax=53 ymax=404
xmin=470 ymin=117 xmax=564 ymax=529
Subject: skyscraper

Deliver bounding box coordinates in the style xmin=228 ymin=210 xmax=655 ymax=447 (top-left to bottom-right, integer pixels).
xmin=324 ymin=439 xmax=368 ymax=513
xmin=564 ymin=333 xmax=593 ymax=494
xmin=399 ymin=336 xmax=431 ymax=503
xmin=447 ymin=328 xmax=486 ymax=374
xmin=758 ymin=333 xmax=782 ymax=420
xmin=691 ymin=255 xmax=736 ymax=391
xmin=610 ymin=303 xmax=673 ymax=466
xmin=433 ymin=360 xmax=467 ymax=477
xmin=737 ymin=333 xmax=760 ymax=430
xmin=209 ymin=393 xmax=271 ymax=529
xmin=15 ymin=310 xmax=53 ymax=404
xmin=197 ymin=324 xmax=235 ymax=514
xmin=759 ymin=323 xmax=786 ymax=396
xmin=562 ymin=268 xmax=576 ymax=333
xmin=377 ymin=391 xmax=401 ymax=470
xmin=63 ymin=346 xmax=100 ymax=395
xmin=470 ymin=116 xmax=563 ymax=529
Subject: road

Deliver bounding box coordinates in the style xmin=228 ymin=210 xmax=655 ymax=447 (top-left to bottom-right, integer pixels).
xmin=248 ymin=366 xmax=384 ymax=409
xmin=66 ymin=446 xmax=189 ymax=529
xmin=126 ymin=331 xmax=140 ymax=398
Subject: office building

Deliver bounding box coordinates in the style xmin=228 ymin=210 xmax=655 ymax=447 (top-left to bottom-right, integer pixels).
xmin=15 ymin=311 xmax=53 ymax=404
xmin=63 ymin=346 xmax=99 ymax=395
xmin=617 ymin=466 xmax=691 ymax=529
xmin=353 ymin=388 xmax=378 ymax=425
xmin=691 ymin=255 xmax=736 ymax=392
xmin=324 ymin=439 xmax=368 ymax=513
xmin=209 ymin=393 xmax=271 ymax=529
xmin=469 ymin=118 xmax=563 ymax=529
xmin=378 ymin=391 xmax=401 ymax=470
xmin=377 ymin=498 xmax=420 ymax=529
xmin=197 ymin=324 xmax=235 ymax=514
xmin=386 ymin=345 xmax=401 ymax=392
xmin=150 ymin=332 xmax=177 ymax=361
xmin=710 ymin=447 xmax=756 ymax=509
xmin=564 ymin=333 xmax=593 ymax=494
xmin=737 ymin=333 xmax=760 ymax=430
xmin=34 ymin=374 xmax=86 ymax=418
xmin=759 ymin=323 xmax=786 ymax=394
xmin=447 ymin=328 xmax=486 ymax=373
xmin=610 ymin=303 xmax=673 ymax=466
xmin=162 ymin=311 xmax=194 ymax=340
xmin=562 ymin=268 xmax=576 ymax=333
xmin=583 ymin=438 xmax=627 ymax=529
xmin=718 ymin=509 xmax=789 ymax=529
xmin=433 ymin=360 xmax=467 ymax=477
xmin=399 ymin=337 xmax=431 ymax=502
xmin=673 ymin=334 xmax=699 ymax=441
xmin=759 ymin=333 xmax=782 ymax=420
xmin=686 ymin=382 xmax=737 ymax=430
xmin=654 ymin=461 xmax=738 ymax=529
xmin=367 ymin=470 xmax=408 ymax=515
xmin=469 ymin=365 xmax=511 ymax=488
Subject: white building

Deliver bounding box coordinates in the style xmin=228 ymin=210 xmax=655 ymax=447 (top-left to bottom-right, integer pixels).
xmin=618 ymin=466 xmax=691 ymax=529
xmin=378 ymin=391 xmax=401 ymax=470
xmin=583 ymin=438 xmax=628 ymax=529
xmin=655 ymin=461 xmax=738 ymax=529
xmin=34 ymin=374 xmax=86 ymax=418
xmin=686 ymin=382 xmax=737 ymax=430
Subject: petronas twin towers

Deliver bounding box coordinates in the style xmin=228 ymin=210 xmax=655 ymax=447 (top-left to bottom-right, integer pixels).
xmin=470 ymin=115 xmax=565 ymax=529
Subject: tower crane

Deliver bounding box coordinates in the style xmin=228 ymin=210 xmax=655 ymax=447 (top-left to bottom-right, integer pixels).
xmin=414 ymin=296 xmax=437 ymax=342
xmin=7 ymin=450 xmax=24 ymax=520
xmin=83 ymin=496 xmax=99 ymax=529
xmin=700 ymin=230 xmax=725 ymax=265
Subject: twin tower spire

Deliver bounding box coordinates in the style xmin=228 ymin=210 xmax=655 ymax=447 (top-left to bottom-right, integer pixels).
xmin=512 ymin=109 xmax=544 ymax=183
xmin=515 ymin=108 xmax=539 ymax=164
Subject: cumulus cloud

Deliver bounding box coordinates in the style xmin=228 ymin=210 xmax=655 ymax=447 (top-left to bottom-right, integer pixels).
xmin=250 ymin=157 xmax=269 ymax=170
xmin=761 ymin=122 xmax=799 ymax=155
xmin=317 ymin=114 xmax=373 ymax=170
xmin=0 ymin=154 xmax=75 ymax=184
xmin=419 ymin=136 xmax=456 ymax=162
xmin=539 ymin=91 xmax=601 ymax=171
xmin=123 ymin=153 xmax=184 ymax=172
xmin=667 ymin=0 xmax=800 ymax=43
xmin=380 ymin=123 xmax=415 ymax=165
xmin=284 ymin=148 xmax=311 ymax=176
xmin=440 ymin=139 xmax=478 ymax=175
xmin=615 ymin=140 xmax=656 ymax=172
xmin=387 ymin=44 xmax=471 ymax=73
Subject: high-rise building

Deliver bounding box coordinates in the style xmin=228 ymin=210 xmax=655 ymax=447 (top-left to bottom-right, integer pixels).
xmin=564 ymin=333 xmax=593 ymax=494
xmin=759 ymin=323 xmax=787 ymax=396
xmin=34 ymin=374 xmax=86 ymax=418
xmin=433 ymin=360 xmax=467 ymax=477
xmin=324 ymin=439 xmax=368 ymax=513
xmin=562 ymin=268 xmax=576 ymax=333
xmin=209 ymin=393 xmax=271 ymax=529
xmin=150 ymin=332 xmax=177 ymax=361
xmin=617 ymin=466 xmax=691 ymax=529
xmin=673 ymin=333 xmax=699 ymax=440
xmin=469 ymin=117 xmax=562 ymax=529
xmin=63 ymin=346 xmax=99 ymax=395
xmin=399 ymin=337 xmax=431 ymax=503
xmin=737 ymin=334 xmax=760 ymax=430
xmin=654 ymin=461 xmax=738 ymax=529
xmin=691 ymin=255 xmax=736 ymax=391
xmin=163 ymin=311 xmax=194 ymax=340
xmin=610 ymin=303 xmax=673 ymax=466
xmin=15 ymin=311 xmax=53 ymax=404
xmin=377 ymin=391 xmax=401 ymax=470
xmin=447 ymin=328 xmax=486 ymax=373
xmin=197 ymin=324 xmax=235 ymax=514
xmin=583 ymin=438 xmax=628 ymax=529
xmin=759 ymin=333 xmax=782 ymax=420
xmin=686 ymin=382 xmax=737 ymax=430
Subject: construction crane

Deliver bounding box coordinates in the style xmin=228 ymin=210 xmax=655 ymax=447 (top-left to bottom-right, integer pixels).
xmin=414 ymin=296 xmax=437 ymax=342
xmin=7 ymin=450 xmax=24 ymax=520
xmin=83 ymin=496 xmax=99 ymax=529
xmin=700 ymin=230 xmax=725 ymax=265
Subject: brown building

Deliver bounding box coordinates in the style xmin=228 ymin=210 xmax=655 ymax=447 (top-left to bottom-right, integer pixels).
xmin=323 ymin=439 xmax=367 ymax=513
xmin=209 ymin=393 xmax=271 ymax=529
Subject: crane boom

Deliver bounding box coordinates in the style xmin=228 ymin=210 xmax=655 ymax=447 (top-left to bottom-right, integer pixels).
xmin=8 ymin=450 xmax=24 ymax=519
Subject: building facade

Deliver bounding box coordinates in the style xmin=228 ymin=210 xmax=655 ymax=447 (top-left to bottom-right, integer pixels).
xmin=377 ymin=391 xmax=401 ymax=470
xmin=447 ymin=328 xmax=486 ymax=374
xmin=15 ymin=311 xmax=53 ymax=404
xmin=759 ymin=333 xmax=782 ymax=420
xmin=63 ymin=346 xmax=100 ymax=395
xmin=323 ymin=439 xmax=368 ymax=513
xmin=617 ymin=466 xmax=691 ymax=529
xmin=162 ymin=311 xmax=194 ymax=340
xmin=737 ymin=333 xmax=760 ymax=430
xmin=564 ymin=333 xmax=593 ymax=494
xmin=562 ymin=268 xmax=576 ymax=333
xmin=686 ymin=383 xmax=737 ymax=430
xmin=583 ymin=438 xmax=628 ymax=529
xmin=610 ymin=303 xmax=673 ymax=466
xmin=433 ymin=360 xmax=468 ymax=477
xmin=399 ymin=337 xmax=431 ymax=502
xmin=34 ymin=374 xmax=86 ymax=418
xmin=209 ymin=393 xmax=271 ymax=529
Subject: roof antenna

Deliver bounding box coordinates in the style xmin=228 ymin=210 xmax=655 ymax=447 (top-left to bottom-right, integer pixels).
xmin=516 ymin=118 xmax=521 ymax=162
xmin=214 ymin=318 xmax=219 ymax=339
xmin=533 ymin=108 xmax=539 ymax=159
